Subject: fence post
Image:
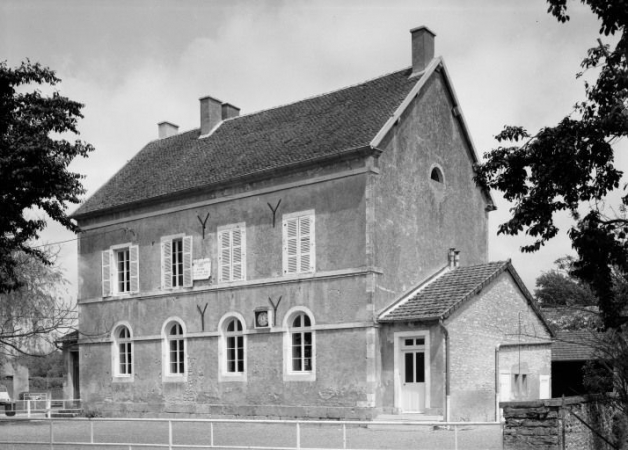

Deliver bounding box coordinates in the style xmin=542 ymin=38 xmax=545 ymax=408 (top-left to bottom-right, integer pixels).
xmin=296 ymin=422 xmax=301 ymax=449
xmin=49 ymin=419 xmax=54 ymax=450
xmin=27 ymin=399 xmax=31 ymax=418
xmin=90 ymin=419 xmax=94 ymax=444
xmin=343 ymin=423 xmax=347 ymax=449
xmin=454 ymin=424 xmax=458 ymax=450
xmin=47 ymin=397 xmax=51 ymax=418
xmin=169 ymin=419 xmax=173 ymax=450
xmin=210 ymin=422 xmax=214 ymax=447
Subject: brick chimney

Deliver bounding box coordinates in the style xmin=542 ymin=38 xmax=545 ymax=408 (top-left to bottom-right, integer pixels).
xmin=222 ymin=103 xmax=240 ymax=120
xmin=200 ymin=96 xmax=240 ymax=136
xmin=410 ymin=26 xmax=436 ymax=75
xmin=158 ymin=121 xmax=179 ymax=139
xmin=200 ymin=95 xmax=223 ymax=135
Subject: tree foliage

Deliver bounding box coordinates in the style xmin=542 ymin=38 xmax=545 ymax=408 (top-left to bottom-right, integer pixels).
xmin=535 ymin=258 xmax=598 ymax=307
xmin=18 ymin=351 xmax=65 ymax=378
xmin=0 ymin=249 xmax=76 ymax=359
xmin=475 ymin=0 xmax=628 ymax=329
xmin=0 ymin=60 xmax=93 ymax=293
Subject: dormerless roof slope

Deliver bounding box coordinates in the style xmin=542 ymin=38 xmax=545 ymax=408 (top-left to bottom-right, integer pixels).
xmin=73 ymin=67 xmax=420 ymax=218
xmin=552 ymin=330 xmax=598 ymax=362
xmin=379 ymin=262 xmax=511 ymax=322
xmin=379 ymin=261 xmax=554 ymax=337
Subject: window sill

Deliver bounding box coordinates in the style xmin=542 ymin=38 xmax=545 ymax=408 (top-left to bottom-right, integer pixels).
xmin=283 ymin=371 xmax=316 ymax=382
xmin=218 ymin=372 xmax=247 ymax=383
xmin=112 ymin=375 xmax=134 ymax=383
xmin=162 ymin=374 xmax=188 ymax=383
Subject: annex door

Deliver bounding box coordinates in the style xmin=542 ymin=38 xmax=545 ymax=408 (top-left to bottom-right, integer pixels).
xmin=400 ymin=337 xmax=426 ymax=412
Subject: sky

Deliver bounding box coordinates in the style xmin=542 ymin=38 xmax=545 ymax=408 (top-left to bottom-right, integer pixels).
xmin=1 ymin=0 xmax=626 ymax=299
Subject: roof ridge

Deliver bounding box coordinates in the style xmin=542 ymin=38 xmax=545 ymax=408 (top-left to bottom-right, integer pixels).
xmin=229 ymin=67 xmax=412 ymax=122
xmin=137 ymin=67 xmax=413 ymax=143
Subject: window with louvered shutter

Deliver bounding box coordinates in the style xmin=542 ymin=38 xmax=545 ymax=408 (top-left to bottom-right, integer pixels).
xmin=182 ymin=236 xmax=193 ymax=287
xmin=102 ymin=250 xmax=111 ymax=297
xmin=283 ymin=211 xmax=315 ymax=274
xmin=161 ymin=240 xmax=173 ymax=289
xmin=129 ymin=245 xmax=139 ymax=293
xmin=162 ymin=235 xmax=193 ymax=289
xmin=218 ymin=224 xmax=246 ymax=283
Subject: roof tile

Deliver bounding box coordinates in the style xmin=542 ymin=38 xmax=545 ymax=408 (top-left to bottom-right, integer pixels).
xmin=379 ymin=261 xmax=509 ymax=322
xmin=552 ymin=330 xmax=598 ymax=361
xmin=73 ymin=68 xmax=419 ymax=217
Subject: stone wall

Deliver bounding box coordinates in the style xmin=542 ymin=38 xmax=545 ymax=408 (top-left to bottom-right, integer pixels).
xmin=502 ymin=396 xmax=622 ymax=450
xmin=446 ymin=271 xmax=551 ymax=422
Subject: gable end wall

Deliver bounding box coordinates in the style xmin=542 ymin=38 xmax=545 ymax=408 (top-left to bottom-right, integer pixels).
xmin=445 ymin=271 xmax=552 ymax=421
xmin=371 ymin=72 xmax=489 ymax=313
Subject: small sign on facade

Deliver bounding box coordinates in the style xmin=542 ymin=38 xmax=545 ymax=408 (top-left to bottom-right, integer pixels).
xmin=192 ymin=258 xmax=211 ymax=280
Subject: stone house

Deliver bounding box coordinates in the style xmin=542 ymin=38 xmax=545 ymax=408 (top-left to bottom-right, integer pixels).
xmin=70 ymin=26 xmax=553 ymax=421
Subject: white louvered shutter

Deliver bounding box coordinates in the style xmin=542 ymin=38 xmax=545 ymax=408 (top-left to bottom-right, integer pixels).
xmin=283 ymin=217 xmax=299 ymax=274
xmin=102 ymin=250 xmax=111 ymax=297
xmin=299 ymin=215 xmax=315 ymax=273
xmin=182 ymin=236 xmax=193 ymax=287
xmin=231 ymin=227 xmax=245 ymax=281
xmin=218 ymin=230 xmax=231 ymax=282
xmin=161 ymin=240 xmax=173 ymax=289
xmin=129 ymin=245 xmax=140 ymax=293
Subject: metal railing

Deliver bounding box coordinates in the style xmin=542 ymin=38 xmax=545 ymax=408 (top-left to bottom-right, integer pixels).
xmin=4 ymin=398 xmax=82 ymax=418
xmin=0 ymin=416 xmax=503 ymax=450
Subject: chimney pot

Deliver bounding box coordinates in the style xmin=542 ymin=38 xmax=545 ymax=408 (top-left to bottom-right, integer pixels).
xmin=158 ymin=121 xmax=179 ymax=139
xmin=410 ymin=26 xmax=436 ymax=75
xmin=454 ymin=250 xmax=461 ymax=268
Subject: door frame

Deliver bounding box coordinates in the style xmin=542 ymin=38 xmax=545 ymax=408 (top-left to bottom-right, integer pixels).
xmin=393 ymin=330 xmax=430 ymax=412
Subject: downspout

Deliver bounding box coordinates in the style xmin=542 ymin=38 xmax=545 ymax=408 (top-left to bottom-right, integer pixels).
xmin=495 ymin=345 xmax=501 ymax=422
xmin=439 ymin=319 xmax=450 ymax=423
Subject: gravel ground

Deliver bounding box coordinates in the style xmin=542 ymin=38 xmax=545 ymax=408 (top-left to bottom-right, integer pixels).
xmin=0 ymin=418 xmax=503 ymax=450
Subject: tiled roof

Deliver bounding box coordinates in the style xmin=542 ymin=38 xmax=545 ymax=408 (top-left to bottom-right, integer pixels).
xmin=73 ymin=68 xmax=420 ymax=218
xmin=379 ymin=261 xmax=510 ymax=322
xmin=552 ymin=330 xmax=598 ymax=361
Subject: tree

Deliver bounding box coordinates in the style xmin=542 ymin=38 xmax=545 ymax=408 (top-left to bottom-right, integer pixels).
xmin=536 ymin=257 xmax=598 ymax=307
xmin=0 ymin=60 xmax=93 ymax=294
xmin=475 ymin=0 xmax=628 ymax=329
xmin=18 ymin=351 xmax=65 ymax=378
xmin=0 ymin=248 xmax=76 ymax=359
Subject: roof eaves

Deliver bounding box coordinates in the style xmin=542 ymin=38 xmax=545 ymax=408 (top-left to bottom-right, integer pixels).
xmin=377 ymin=264 xmax=451 ymax=321
xmin=71 ymin=143 xmax=376 ymax=222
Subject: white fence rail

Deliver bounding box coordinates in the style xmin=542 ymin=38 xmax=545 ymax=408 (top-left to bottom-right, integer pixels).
xmin=0 ymin=416 xmax=503 ymax=450
xmin=3 ymin=398 xmax=82 ymax=418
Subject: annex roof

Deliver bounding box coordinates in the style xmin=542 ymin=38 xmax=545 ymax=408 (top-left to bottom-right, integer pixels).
xmin=552 ymin=330 xmax=598 ymax=362
xmin=73 ymin=67 xmax=424 ymax=218
xmin=378 ymin=261 xmax=553 ymax=336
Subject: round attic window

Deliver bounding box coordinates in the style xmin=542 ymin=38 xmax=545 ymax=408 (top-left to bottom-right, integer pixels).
xmin=430 ymin=166 xmax=444 ymax=183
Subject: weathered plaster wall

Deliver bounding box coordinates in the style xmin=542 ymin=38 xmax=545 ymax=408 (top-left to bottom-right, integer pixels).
xmin=80 ymin=324 xmax=371 ymax=418
xmin=78 ymin=168 xmax=368 ymax=302
xmin=378 ymin=323 xmax=445 ymax=414
xmin=371 ymin=72 xmax=490 ymax=313
xmin=77 ymin=160 xmax=377 ymax=418
xmin=445 ymin=271 xmax=552 ymax=421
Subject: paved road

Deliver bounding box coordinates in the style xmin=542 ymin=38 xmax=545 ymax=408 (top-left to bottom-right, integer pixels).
xmin=0 ymin=418 xmax=503 ymax=450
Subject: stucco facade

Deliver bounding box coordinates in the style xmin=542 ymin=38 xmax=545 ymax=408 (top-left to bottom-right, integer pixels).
xmin=71 ymin=26 xmax=551 ymax=421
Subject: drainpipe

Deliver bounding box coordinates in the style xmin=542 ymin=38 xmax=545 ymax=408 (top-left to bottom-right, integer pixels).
xmin=495 ymin=345 xmax=501 ymax=422
xmin=439 ymin=319 xmax=450 ymax=423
